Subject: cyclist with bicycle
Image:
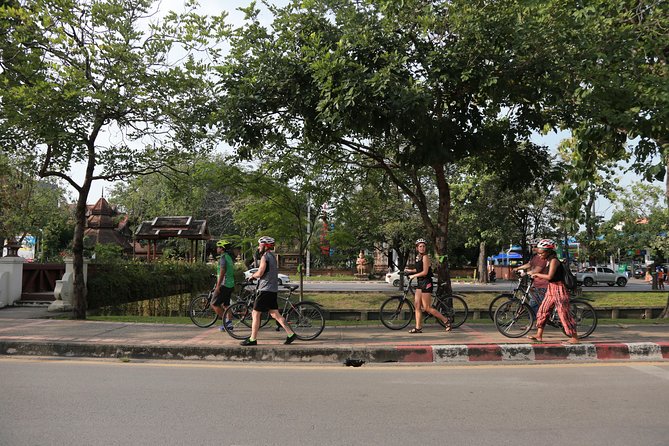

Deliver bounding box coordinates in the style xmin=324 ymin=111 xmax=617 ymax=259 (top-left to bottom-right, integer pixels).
xmin=405 ymin=238 xmax=452 ymax=333
xmin=527 ymin=238 xmax=579 ymax=345
xmin=212 ymin=240 xmax=235 ymax=331
xmin=240 ymin=236 xmax=297 ymax=346
xmin=513 ymin=242 xmax=548 ymax=312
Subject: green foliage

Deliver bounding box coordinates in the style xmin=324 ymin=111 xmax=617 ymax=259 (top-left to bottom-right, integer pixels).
xmin=93 ymin=243 xmax=124 ymax=264
xmin=599 ymin=182 xmax=668 ymax=261
xmin=87 ymin=260 xmax=214 ymax=309
xmin=0 ymin=0 xmax=227 ymax=316
xmin=216 ymin=0 xmax=573 ymax=287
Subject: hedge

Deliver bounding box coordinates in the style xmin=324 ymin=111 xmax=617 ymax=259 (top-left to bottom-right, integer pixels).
xmin=87 ymin=260 xmax=214 ymax=309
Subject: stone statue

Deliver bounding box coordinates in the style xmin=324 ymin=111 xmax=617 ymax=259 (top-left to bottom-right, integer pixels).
xmin=356 ymin=251 xmax=367 ymax=274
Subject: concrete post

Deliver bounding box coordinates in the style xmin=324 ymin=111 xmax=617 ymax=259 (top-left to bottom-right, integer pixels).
xmin=0 ymin=256 xmax=26 ymax=307
xmin=48 ymin=258 xmax=89 ymax=312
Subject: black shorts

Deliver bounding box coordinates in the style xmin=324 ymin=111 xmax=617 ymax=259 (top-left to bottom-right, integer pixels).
xmin=212 ymin=286 xmax=233 ymax=307
xmin=417 ymin=278 xmax=433 ymax=294
xmin=254 ymin=291 xmax=278 ymax=312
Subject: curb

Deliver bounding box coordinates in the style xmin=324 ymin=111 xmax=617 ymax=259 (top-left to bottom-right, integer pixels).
xmin=1 ymin=341 xmax=668 ymax=364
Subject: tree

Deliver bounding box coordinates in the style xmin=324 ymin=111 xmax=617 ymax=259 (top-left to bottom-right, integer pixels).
xmin=0 ymin=153 xmax=71 ymax=259
xmin=217 ymin=0 xmax=560 ymax=291
xmin=110 ymin=157 xmax=240 ymax=242
xmin=224 ymin=150 xmax=338 ymax=298
xmin=328 ymin=168 xmax=423 ymax=272
xmin=0 ymin=0 xmax=226 ymax=318
xmin=601 ymin=183 xmax=668 ymax=262
xmin=547 ymin=0 xmax=669 ymax=316
xmin=555 ymin=135 xmax=624 ymax=264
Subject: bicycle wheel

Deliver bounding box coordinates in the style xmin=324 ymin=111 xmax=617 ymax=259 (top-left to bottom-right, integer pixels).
xmin=379 ymin=296 xmax=414 ymax=330
xmin=188 ymin=293 xmax=218 ymax=328
xmin=494 ymin=300 xmax=534 ymax=338
xmin=435 ymin=294 xmax=468 ymax=329
xmin=222 ymin=302 xmax=254 ymax=340
xmin=285 ymin=302 xmax=325 ymax=341
xmin=488 ymin=293 xmax=514 ymax=321
xmin=565 ymin=300 xmax=598 ymax=339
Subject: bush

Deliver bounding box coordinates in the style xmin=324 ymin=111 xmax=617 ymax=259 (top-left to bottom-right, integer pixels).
xmin=87 ymin=259 xmax=214 ymax=309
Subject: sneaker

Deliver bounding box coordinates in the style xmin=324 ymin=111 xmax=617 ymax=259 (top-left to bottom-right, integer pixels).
xmin=284 ymin=333 xmax=297 ymax=345
xmin=224 ymin=321 xmax=234 ymax=331
xmin=240 ymin=338 xmax=257 ymax=346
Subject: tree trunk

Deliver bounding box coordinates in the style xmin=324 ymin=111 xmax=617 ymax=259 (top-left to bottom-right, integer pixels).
xmin=659 ymin=142 xmax=668 ymax=318
xmin=72 ymin=191 xmax=89 ymax=319
xmin=432 ymin=166 xmax=452 ymax=294
xmin=477 ymin=241 xmax=488 ymax=283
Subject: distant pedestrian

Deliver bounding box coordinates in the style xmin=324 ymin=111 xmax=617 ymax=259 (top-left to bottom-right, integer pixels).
xmin=241 ymin=236 xmax=296 ymax=346
xmin=527 ymin=239 xmax=578 ymax=345
xmin=658 ymin=268 xmax=665 ymax=290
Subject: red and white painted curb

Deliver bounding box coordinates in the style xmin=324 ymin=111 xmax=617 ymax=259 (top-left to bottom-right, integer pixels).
xmin=395 ymin=342 xmax=669 ymax=363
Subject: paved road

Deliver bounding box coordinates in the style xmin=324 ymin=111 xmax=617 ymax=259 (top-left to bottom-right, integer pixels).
xmin=1 ymin=358 xmax=667 ymax=446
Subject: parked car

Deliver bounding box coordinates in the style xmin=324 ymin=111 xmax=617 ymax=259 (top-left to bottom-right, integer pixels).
xmin=385 ymin=271 xmax=402 ymax=287
xmin=575 ymin=266 xmax=627 ymax=287
xmin=632 ymin=267 xmax=645 ymax=279
xmin=244 ymin=268 xmax=291 ymax=285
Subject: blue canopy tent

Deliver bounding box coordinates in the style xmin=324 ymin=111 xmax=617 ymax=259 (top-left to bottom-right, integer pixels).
xmin=486 ymin=251 xmax=524 ymax=280
xmin=488 ymin=252 xmax=523 ymax=266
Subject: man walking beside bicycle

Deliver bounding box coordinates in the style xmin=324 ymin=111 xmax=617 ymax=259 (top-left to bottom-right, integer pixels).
xmin=405 ymin=238 xmax=452 ymax=333
xmin=212 ymin=240 xmax=236 ymax=332
xmin=241 ymin=236 xmax=297 ymax=346
xmin=527 ymin=239 xmax=579 ymax=345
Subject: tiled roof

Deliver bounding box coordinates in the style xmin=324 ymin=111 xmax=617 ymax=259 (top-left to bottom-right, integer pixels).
xmin=134 ymin=216 xmax=210 ymax=240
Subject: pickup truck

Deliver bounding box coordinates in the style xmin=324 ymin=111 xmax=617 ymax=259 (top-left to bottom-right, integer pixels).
xmin=576 ymin=267 xmax=627 ymax=287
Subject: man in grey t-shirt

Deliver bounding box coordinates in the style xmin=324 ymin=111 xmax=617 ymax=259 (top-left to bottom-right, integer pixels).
xmin=241 ymin=236 xmax=296 ymax=346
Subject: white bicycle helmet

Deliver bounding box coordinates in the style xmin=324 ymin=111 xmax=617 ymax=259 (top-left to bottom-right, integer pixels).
xmin=258 ymin=236 xmax=275 ymax=246
xmin=415 ymin=238 xmax=427 ymax=246
xmin=536 ymin=238 xmax=556 ymax=250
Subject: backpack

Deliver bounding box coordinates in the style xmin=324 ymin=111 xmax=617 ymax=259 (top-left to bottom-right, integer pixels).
xmin=561 ymin=260 xmax=577 ymax=290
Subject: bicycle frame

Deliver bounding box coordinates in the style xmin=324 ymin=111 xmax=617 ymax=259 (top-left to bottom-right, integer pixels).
xmin=494 ymin=273 xmax=597 ymax=338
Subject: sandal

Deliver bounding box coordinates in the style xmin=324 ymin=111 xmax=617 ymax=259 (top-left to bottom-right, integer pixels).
xmin=444 ymin=320 xmax=452 ymax=332
xmin=408 ymin=327 xmax=423 ymax=334
xmin=527 ymin=336 xmax=543 ymax=343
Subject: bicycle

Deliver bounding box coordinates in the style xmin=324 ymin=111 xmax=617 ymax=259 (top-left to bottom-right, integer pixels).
xmin=222 ymin=283 xmax=325 ymax=341
xmin=493 ymin=274 xmax=597 ymax=339
xmin=188 ymin=281 xmax=267 ymax=328
xmin=487 ymin=271 xmax=583 ymax=321
xmin=379 ymin=277 xmax=469 ymax=330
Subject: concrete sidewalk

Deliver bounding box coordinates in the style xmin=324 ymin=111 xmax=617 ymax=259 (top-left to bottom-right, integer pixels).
xmin=0 ymin=307 xmax=668 ymax=364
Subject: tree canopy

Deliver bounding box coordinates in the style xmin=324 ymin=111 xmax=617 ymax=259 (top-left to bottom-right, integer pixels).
xmin=0 ymin=0 xmax=226 ymax=317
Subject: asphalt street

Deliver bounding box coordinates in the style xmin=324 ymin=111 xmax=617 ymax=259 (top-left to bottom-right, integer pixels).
xmin=1 ymin=358 xmax=668 ymax=446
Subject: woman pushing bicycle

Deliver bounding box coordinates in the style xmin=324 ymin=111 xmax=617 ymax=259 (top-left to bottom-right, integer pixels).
xmin=240 ymin=236 xmax=297 ymax=346
xmin=527 ymin=238 xmax=579 ymax=345
xmin=405 ymin=238 xmax=452 ymax=333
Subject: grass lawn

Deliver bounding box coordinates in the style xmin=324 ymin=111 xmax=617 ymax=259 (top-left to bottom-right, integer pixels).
xmin=81 ymin=290 xmax=669 ymax=324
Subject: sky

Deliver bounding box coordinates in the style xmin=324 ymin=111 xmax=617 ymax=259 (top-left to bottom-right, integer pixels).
xmin=69 ymin=0 xmax=658 ymax=220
